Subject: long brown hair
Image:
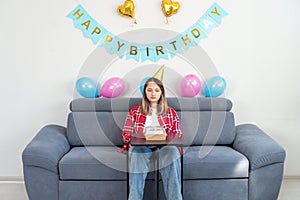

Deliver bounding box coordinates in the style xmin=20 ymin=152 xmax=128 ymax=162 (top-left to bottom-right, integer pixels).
xmin=140 ymin=77 xmax=168 ymax=115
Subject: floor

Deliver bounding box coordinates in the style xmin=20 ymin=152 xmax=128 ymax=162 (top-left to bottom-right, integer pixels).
xmin=0 ymin=178 xmax=299 ymax=200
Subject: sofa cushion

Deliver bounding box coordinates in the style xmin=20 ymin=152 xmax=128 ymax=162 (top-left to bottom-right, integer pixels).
xmin=180 ymin=111 xmax=235 ymax=145
xmin=70 ymin=97 xmax=232 ymax=112
xmin=59 ymin=147 xmax=127 ymax=180
xmin=67 ymin=112 xmax=126 ymax=146
xmin=68 ymin=97 xmax=235 ymax=146
xmin=183 ymin=146 xmax=249 ymax=179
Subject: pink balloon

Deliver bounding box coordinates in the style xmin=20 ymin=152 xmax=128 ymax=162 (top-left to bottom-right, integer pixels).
xmin=99 ymin=77 xmax=126 ymax=98
xmin=180 ymin=74 xmax=201 ymax=97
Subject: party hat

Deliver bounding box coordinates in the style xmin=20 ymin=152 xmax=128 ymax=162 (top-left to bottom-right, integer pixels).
xmin=153 ymin=64 xmax=165 ymax=81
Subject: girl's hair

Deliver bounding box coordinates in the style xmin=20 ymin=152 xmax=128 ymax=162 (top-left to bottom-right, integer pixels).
xmin=140 ymin=77 xmax=168 ymax=115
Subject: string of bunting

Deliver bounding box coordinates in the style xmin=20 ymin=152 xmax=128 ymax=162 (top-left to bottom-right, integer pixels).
xmin=67 ymin=3 xmax=228 ymax=62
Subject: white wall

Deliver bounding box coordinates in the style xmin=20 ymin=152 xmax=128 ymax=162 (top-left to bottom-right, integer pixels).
xmin=0 ymin=0 xmax=299 ymax=177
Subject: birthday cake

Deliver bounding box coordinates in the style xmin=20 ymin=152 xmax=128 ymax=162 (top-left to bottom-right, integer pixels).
xmin=144 ymin=126 xmax=166 ymax=141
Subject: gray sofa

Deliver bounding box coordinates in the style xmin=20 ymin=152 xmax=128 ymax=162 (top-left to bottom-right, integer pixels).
xmin=22 ymin=97 xmax=286 ymax=200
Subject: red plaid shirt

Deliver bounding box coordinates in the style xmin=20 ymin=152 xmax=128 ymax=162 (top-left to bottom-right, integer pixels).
xmin=120 ymin=105 xmax=184 ymax=152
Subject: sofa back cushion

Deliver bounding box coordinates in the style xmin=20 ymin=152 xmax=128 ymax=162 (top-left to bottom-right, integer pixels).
xmin=67 ymin=97 xmax=235 ymax=146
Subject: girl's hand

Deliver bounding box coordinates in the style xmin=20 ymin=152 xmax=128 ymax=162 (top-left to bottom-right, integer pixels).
xmin=117 ymin=144 xmax=130 ymax=154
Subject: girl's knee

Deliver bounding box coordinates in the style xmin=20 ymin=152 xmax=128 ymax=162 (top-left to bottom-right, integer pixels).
xmin=161 ymin=146 xmax=180 ymax=156
xmin=130 ymin=146 xmax=152 ymax=154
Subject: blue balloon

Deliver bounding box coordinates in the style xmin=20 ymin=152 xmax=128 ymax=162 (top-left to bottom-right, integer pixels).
xmin=204 ymin=76 xmax=227 ymax=97
xmin=139 ymin=77 xmax=150 ymax=94
xmin=76 ymin=77 xmax=99 ymax=98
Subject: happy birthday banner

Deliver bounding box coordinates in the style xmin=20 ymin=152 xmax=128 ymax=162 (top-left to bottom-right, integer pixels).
xmin=67 ymin=3 xmax=228 ymax=62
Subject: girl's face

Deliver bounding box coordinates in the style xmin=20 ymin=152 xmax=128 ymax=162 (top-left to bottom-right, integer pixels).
xmin=145 ymin=81 xmax=162 ymax=105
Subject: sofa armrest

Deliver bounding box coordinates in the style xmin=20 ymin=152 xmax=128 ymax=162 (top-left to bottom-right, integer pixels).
xmin=233 ymin=124 xmax=285 ymax=170
xmin=22 ymin=125 xmax=70 ymax=173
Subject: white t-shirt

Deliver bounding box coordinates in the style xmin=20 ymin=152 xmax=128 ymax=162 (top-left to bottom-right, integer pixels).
xmin=144 ymin=108 xmax=160 ymax=130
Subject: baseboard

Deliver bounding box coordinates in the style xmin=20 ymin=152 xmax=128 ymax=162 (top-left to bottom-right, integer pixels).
xmin=283 ymin=176 xmax=300 ymax=180
xmin=0 ymin=176 xmax=24 ymax=183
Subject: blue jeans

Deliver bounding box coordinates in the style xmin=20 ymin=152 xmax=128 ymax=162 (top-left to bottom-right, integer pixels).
xmin=128 ymin=146 xmax=182 ymax=200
